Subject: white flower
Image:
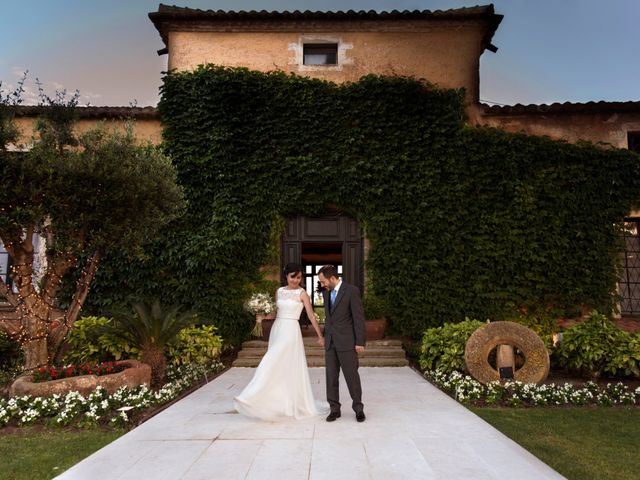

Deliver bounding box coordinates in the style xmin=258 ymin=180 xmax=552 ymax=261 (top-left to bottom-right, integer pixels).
xmin=245 ymin=292 xmax=276 ymax=315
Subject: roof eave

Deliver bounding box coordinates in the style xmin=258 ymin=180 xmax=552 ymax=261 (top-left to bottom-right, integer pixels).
xmin=149 ymin=3 xmax=503 ymax=55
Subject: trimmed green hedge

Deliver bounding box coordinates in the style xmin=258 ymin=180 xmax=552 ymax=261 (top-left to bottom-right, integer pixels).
xmin=84 ymin=65 xmax=640 ymax=342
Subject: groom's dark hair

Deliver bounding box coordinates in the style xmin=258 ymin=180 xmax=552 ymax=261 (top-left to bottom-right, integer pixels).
xmin=318 ymin=265 xmax=339 ymax=279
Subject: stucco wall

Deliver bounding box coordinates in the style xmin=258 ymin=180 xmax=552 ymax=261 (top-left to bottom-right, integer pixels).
xmin=167 ymin=29 xmax=487 ymax=104
xmin=13 ymin=117 xmax=162 ymax=146
xmin=480 ymin=111 xmax=640 ymax=148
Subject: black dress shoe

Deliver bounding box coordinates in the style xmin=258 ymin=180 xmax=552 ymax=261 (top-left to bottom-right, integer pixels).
xmin=356 ymin=411 xmax=366 ymax=423
xmin=326 ymin=411 xmax=341 ymax=422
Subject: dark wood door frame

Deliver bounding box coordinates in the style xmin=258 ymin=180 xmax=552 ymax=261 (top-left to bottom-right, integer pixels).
xmin=281 ymin=214 xmax=364 ymax=295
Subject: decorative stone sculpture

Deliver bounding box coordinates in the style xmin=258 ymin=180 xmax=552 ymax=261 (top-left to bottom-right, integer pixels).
xmin=464 ymin=321 xmax=550 ymax=385
xmin=9 ymin=360 xmax=151 ymax=398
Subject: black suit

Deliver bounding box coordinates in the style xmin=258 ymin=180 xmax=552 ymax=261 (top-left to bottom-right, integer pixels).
xmin=323 ymin=282 xmax=366 ymax=414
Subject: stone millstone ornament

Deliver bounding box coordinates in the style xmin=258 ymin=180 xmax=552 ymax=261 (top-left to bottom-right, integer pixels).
xmin=9 ymin=360 xmax=152 ymax=398
xmin=464 ymin=321 xmax=550 ymax=385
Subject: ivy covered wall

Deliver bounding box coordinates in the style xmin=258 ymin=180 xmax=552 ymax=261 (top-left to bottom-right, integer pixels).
xmin=86 ymin=65 xmax=640 ymax=342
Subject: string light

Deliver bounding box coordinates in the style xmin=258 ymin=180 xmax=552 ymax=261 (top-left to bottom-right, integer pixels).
xmin=1 ymin=234 xmax=101 ymax=370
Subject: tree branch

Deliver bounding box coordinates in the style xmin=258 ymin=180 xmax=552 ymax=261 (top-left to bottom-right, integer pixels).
xmin=0 ymin=275 xmax=19 ymax=307
xmin=64 ymin=249 xmax=102 ymax=328
xmin=49 ymin=250 xmax=102 ymax=357
xmin=41 ymin=252 xmax=75 ymax=308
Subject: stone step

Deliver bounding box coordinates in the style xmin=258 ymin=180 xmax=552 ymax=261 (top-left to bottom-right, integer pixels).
xmin=236 ymin=347 xmax=407 ymax=359
xmin=233 ymin=336 xmax=408 ymax=368
xmin=241 ymin=338 xmax=403 ymax=349
xmin=232 ymin=356 xmax=409 ymax=368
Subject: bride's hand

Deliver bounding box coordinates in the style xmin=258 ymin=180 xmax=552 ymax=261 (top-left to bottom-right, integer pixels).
xmin=317 ymin=337 xmax=325 ymax=347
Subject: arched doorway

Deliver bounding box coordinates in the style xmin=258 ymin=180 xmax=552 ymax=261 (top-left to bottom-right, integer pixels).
xmin=281 ymin=213 xmax=364 ymax=311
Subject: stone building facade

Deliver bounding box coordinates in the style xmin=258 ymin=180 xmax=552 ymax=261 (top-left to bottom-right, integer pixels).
xmin=4 ymin=4 xmax=640 ymax=317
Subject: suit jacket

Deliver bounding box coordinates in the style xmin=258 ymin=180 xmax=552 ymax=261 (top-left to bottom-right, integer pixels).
xmin=323 ymin=282 xmax=366 ymax=351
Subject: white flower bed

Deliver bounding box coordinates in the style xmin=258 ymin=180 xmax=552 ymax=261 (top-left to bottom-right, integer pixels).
xmin=425 ymin=370 xmax=640 ymax=407
xmin=0 ymin=361 xmax=224 ymax=428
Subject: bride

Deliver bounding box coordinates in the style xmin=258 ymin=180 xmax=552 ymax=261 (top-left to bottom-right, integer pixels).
xmin=234 ymin=263 xmax=329 ymax=420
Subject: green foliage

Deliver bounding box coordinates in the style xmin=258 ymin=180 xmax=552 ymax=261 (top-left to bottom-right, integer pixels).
xmin=106 ymin=299 xmax=198 ymax=351
xmin=86 ymin=65 xmax=640 ymax=342
xmin=166 ymin=325 xmax=223 ymax=366
xmin=554 ymin=311 xmax=640 ymax=378
xmin=2 ymin=84 xmax=185 ymax=252
xmin=0 ymin=331 xmax=21 ymax=369
xmin=100 ymin=299 xmax=200 ymax=387
xmin=0 ymin=331 xmax=23 ymax=383
xmin=363 ymin=294 xmax=390 ymax=320
xmin=0 ymin=72 xmax=26 ymax=150
xmin=63 ymin=316 xmax=140 ymax=365
xmin=62 ymin=317 xmax=223 ymax=367
xmin=511 ymin=312 xmax=558 ymax=351
xmin=419 ymin=319 xmax=486 ymax=373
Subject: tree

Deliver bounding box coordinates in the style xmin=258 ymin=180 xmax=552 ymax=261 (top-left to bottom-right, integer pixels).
xmin=0 ymin=80 xmax=185 ymax=371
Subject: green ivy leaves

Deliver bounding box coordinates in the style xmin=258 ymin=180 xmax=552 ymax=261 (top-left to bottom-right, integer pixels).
xmin=89 ymin=65 xmax=640 ymax=342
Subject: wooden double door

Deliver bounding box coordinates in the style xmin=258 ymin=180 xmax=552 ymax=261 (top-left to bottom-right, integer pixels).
xmin=281 ymin=214 xmax=364 ymax=305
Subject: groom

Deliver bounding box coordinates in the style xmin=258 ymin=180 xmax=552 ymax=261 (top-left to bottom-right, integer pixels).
xmin=318 ymin=265 xmax=366 ymax=423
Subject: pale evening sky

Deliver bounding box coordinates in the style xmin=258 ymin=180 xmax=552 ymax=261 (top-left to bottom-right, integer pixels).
xmin=1 ymin=0 xmax=638 ymax=107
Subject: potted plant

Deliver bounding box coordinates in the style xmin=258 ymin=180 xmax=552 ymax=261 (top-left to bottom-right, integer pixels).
xmin=363 ymin=294 xmax=388 ymax=341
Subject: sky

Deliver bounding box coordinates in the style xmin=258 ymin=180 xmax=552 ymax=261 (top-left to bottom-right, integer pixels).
xmin=1 ymin=0 xmax=639 ymax=107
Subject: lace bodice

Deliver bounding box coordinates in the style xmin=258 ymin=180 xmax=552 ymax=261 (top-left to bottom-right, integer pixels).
xmin=276 ymin=287 xmax=304 ymax=320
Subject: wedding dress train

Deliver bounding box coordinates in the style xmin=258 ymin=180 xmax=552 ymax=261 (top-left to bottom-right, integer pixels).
xmin=234 ymin=287 xmax=329 ymax=420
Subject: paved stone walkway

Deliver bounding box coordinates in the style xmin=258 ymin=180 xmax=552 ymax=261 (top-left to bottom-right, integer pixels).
xmin=56 ymin=367 xmax=565 ymax=479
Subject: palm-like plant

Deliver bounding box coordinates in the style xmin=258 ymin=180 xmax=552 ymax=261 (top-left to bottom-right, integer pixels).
xmin=108 ymin=299 xmax=197 ymax=388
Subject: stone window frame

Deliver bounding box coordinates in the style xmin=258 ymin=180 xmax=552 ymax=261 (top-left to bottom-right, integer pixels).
xmin=628 ymin=130 xmax=640 ymax=153
xmin=303 ymin=43 xmax=339 ymax=66
xmin=289 ymin=36 xmax=353 ymax=72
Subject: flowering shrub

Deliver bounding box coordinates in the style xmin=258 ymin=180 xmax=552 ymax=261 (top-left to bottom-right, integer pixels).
xmin=31 ymin=362 xmax=128 ymax=383
xmin=0 ymin=361 xmax=224 ymax=428
xmin=425 ymin=369 xmax=640 ymax=407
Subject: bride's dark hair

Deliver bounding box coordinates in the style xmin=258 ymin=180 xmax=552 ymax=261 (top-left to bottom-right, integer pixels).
xmin=282 ymin=262 xmax=311 ymax=327
xmin=283 ymin=262 xmax=302 ymax=278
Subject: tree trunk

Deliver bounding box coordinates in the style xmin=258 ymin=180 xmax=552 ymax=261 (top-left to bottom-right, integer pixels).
xmin=7 ymin=230 xmax=53 ymax=372
xmin=142 ymin=343 xmax=167 ymax=389
xmin=2 ymin=230 xmax=101 ymax=372
xmin=21 ymin=304 xmax=53 ymax=371
xmin=23 ymin=334 xmax=49 ymax=371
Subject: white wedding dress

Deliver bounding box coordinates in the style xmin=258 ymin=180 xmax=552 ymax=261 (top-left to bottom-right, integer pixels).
xmin=234 ymin=287 xmax=329 ymax=420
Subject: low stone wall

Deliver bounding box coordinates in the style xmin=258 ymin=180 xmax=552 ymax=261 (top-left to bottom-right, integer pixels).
xmin=9 ymin=360 xmax=151 ymax=398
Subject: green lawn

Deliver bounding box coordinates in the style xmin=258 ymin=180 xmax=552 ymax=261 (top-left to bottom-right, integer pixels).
xmin=0 ymin=427 xmax=124 ymax=480
xmin=470 ymin=406 xmax=640 ymax=480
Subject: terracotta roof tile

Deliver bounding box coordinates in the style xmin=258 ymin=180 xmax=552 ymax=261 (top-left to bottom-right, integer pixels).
xmin=149 ymin=3 xmax=502 ymax=53
xmin=482 ymin=101 xmax=640 ymax=116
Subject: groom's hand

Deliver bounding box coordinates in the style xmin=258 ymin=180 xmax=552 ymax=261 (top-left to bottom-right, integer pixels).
xmin=355 ymin=345 xmax=365 ymax=354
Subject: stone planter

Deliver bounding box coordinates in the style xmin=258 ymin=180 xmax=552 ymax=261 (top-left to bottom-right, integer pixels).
xmin=9 ymin=360 xmax=152 ymax=398
xmin=365 ymin=318 xmax=387 ymax=341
